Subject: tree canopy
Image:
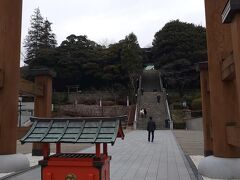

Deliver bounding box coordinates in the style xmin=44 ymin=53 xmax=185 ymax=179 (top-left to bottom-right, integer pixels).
xmin=23 ymin=9 xmax=206 ymax=99
xmin=120 ymin=33 xmax=143 ymax=98
xmin=23 ymin=25 xmax=143 ymax=97
xmin=50 ymin=33 xmax=143 ymax=95
xmin=152 ymin=20 xmax=207 ymax=94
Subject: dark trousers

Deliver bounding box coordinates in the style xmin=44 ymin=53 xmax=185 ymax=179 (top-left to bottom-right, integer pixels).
xmin=148 ymin=131 xmax=154 ymax=142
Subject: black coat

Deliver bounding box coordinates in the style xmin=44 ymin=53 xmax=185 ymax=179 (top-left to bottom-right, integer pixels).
xmin=147 ymin=120 xmax=156 ymax=132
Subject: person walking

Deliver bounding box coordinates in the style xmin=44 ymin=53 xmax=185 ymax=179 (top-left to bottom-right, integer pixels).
xmin=147 ymin=116 xmax=156 ymax=142
xmin=140 ymin=108 xmax=144 ymax=118
xmin=157 ymin=94 xmax=161 ymax=103
xmin=144 ymin=108 xmax=147 ymax=118
xmin=141 ymin=88 xmax=144 ymax=95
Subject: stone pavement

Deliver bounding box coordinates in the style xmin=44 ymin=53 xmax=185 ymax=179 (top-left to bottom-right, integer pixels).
xmin=1 ymin=130 xmax=197 ymax=180
xmin=173 ymin=130 xmax=204 ymax=155
xmin=109 ymin=130 xmax=196 ymax=180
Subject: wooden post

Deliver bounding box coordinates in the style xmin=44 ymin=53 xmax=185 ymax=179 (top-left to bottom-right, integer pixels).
xmin=103 ymin=143 xmax=108 ymax=155
xmin=56 ymin=143 xmax=61 ymax=154
xmin=32 ymin=69 xmax=55 ymax=156
xmin=96 ymin=143 xmax=101 ymax=158
xmin=221 ymin=1 xmax=240 ymax=149
xmin=230 ymin=14 xmax=240 ymax=123
xmin=0 ymin=0 xmax=22 ymax=155
xmin=199 ymin=62 xmax=213 ymax=156
xmin=43 ymin=143 xmax=50 ymax=160
xmin=204 ymin=0 xmax=240 ymax=157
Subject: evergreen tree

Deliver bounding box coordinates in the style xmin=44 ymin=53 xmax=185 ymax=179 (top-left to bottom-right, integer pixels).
xmin=24 ymin=8 xmax=44 ymax=65
xmin=40 ymin=19 xmax=57 ymax=49
xmin=24 ymin=8 xmax=57 ymax=66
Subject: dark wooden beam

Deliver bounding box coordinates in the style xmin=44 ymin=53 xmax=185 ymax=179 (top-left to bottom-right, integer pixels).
xmin=19 ymin=78 xmax=43 ymax=96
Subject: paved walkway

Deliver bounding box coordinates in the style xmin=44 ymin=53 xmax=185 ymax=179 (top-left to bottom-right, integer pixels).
xmin=107 ymin=130 xmax=196 ymax=180
xmin=1 ymin=130 xmax=197 ymax=180
xmin=173 ymin=130 xmax=204 ymax=155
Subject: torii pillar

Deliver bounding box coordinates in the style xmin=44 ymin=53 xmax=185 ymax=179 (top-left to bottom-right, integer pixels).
xmin=199 ymin=0 xmax=240 ymax=178
xmin=32 ymin=69 xmax=55 ymax=156
xmin=0 ymin=0 xmax=22 ymax=154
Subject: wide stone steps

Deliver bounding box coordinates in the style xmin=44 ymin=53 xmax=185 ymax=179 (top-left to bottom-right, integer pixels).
xmin=137 ymin=69 xmax=168 ymax=130
xmin=137 ymin=92 xmax=167 ymax=130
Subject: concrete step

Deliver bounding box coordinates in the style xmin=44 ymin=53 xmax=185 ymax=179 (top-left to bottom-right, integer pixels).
xmin=137 ymin=91 xmax=168 ymax=130
xmin=137 ymin=70 xmax=167 ymax=130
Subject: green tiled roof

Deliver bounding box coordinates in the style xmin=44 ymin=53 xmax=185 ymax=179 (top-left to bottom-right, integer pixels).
xmin=20 ymin=116 xmax=126 ymax=145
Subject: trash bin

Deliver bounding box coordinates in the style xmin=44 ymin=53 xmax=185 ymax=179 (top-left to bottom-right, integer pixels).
xmin=165 ymin=119 xmax=170 ymax=128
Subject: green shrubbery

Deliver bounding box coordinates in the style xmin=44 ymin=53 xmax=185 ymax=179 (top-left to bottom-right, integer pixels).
xmin=167 ymin=89 xmax=202 ymax=127
xmin=171 ymin=109 xmax=185 ymax=123
xmin=52 ymin=92 xmax=68 ymax=105
xmin=191 ymin=97 xmax=202 ymax=118
xmin=173 ymin=123 xmax=186 ymax=129
xmin=171 ymin=102 xmax=182 ymax=110
xmin=191 ymin=98 xmax=202 ymax=110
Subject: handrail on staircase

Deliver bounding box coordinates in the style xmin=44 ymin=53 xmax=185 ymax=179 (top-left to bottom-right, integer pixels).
xmin=159 ymin=72 xmax=164 ymax=92
xmin=159 ymin=72 xmax=173 ymax=130
xmin=134 ymin=75 xmax=142 ymax=129
xmin=165 ymin=93 xmax=173 ymax=130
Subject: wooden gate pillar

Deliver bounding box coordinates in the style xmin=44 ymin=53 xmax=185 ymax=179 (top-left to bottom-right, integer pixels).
xmin=0 ymin=0 xmax=22 ymax=155
xmin=204 ymin=0 xmax=240 ymax=157
xmin=228 ymin=7 xmax=240 ymax=122
xmin=32 ymin=69 xmax=55 ymax=156
xmin=199 ymin=62 xmax=213 ymax=156
xmin=222 ymin=1 xmax=240 ymax=149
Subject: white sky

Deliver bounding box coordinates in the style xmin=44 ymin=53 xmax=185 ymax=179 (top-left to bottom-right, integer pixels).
xmin=21 ymin=0 xmax=206 ymax=62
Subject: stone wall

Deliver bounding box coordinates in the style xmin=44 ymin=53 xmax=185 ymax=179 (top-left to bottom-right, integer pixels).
xmin=59 ymin=104 xmax=129 ymax=117
xmin=67 ymin=91 xmax=128 ymax=105
xmin=186 ymin=118 xmax=203 ymax=131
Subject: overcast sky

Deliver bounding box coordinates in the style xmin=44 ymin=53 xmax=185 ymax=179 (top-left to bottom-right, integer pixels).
xmin=21 ymin=0 xmax=206 ymax=59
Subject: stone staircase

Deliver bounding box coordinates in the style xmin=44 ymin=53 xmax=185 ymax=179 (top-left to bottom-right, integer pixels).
xmin=137 ymin=70 xmax=168 ymax=130
xmin=137 ymin=92 xmax=167 ymax=129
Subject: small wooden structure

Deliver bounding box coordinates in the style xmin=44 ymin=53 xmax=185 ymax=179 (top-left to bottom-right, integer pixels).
xmin=20 ymin=116 xmax=125 ymax=180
